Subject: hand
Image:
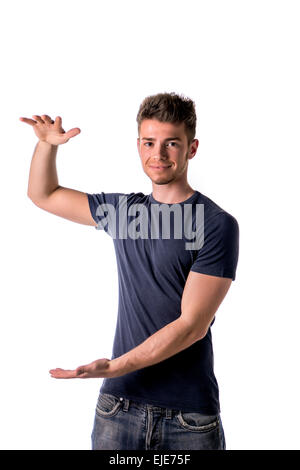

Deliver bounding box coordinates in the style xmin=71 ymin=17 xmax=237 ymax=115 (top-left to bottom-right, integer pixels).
xmin=19 ymin=114 xmax=81 ymax=145
xmin=49 ymin=358 xmax=112 ymax=379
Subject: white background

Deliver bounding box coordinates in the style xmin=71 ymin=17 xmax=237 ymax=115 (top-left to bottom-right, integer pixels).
xmin=1 ymin=0 xmax=299 ymax=450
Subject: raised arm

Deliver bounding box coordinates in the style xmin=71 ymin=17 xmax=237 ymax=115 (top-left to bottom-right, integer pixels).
xmin=21 ymin=114 xmax=97 ymax=226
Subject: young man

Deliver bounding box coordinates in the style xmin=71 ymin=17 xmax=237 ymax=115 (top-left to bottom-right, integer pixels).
xmin=21 ymin=92 xmax=239 ymax=450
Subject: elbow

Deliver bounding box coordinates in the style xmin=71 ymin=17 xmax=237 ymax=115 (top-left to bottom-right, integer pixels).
xmin=179 ymin=318 xmax=208 ymax=343
xmin=27 ymin=193 xmax=42 ymax=208
xmin=27 ymin=192 xmax=35 ymax=203
xmin=27 ymin=192 xmax=37 ymax=204
xmin=189 ymin=326 xmax=208 ymax=342
xmin=197 ymin=327 xmax=209 ymax=341
xmin=27 ymin=187 xmax=36 ymax=201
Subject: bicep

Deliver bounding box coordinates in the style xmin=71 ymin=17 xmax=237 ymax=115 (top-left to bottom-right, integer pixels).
xmin=32 ymin=186 xmax=97 ymax=226
xmin=180 ymin=271 xmax=232 ymax=337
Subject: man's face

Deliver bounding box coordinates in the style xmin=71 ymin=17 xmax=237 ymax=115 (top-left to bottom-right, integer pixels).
xmin=137 ymin=119 xmax=198 ymax=185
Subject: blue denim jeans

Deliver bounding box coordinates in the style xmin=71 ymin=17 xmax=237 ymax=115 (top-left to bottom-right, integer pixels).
xmin=91 ymin=392 xmax=226 ymax=450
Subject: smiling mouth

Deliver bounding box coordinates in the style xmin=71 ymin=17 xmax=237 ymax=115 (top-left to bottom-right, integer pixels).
xmin=149 ymin=165 xmax=172 ymax=170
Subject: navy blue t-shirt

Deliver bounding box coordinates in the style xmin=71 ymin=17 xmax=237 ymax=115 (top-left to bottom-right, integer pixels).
xmin=86 ymin=190 xmax=239 ymax=414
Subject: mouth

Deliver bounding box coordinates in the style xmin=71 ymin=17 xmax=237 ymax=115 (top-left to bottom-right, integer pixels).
xmin=148 ymin=165 xmax=172 ymax=171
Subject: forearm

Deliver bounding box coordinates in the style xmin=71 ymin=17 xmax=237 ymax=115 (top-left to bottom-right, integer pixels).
xmin=27 ymin=141 xmax=59 ymax=201
xmin=109 ymin=318 xmax=200 ymax=378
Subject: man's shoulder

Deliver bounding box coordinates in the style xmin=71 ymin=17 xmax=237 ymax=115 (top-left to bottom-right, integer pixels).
xmin=194 ymin=193 xmax=239 ymax=245
xmin=196 ymin=191 xmax=238 ymax=225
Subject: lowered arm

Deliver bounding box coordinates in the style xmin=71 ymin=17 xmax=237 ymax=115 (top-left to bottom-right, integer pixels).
xmin=50 ymin=272 xmax=232 ymax=379
xmin=108 ymin=271 xmax=232 ymax=377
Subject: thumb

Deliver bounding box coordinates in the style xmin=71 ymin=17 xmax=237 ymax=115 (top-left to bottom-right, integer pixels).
xmin=75 ymin=364 xmax=89 ymax=377
xmin=58 ymin=127 xmax=81 ymax=145
xmin=64 ymin=127 xmax=81 ymax=140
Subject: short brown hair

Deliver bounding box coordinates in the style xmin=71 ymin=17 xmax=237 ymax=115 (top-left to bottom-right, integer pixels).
xmin=136 ymin=92 xmax=197 ymax=145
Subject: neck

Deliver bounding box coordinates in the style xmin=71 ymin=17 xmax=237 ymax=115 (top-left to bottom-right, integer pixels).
xmin=151 ymin=179 xmax=195 ymax=204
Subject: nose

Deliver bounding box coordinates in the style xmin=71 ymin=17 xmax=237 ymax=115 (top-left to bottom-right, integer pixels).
xmin=153 ymin=143 xmax=168 ymax=160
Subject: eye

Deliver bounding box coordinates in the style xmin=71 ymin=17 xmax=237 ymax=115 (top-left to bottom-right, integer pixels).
xmin=144 ymin=142 xmax=153 ymax=147
xmin=167 ymin=142 xmax=178 ymax=147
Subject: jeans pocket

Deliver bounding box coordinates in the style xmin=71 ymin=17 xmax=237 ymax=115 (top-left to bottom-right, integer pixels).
xmin=95 ymin=392 xmax=122 ymax=418
xmin=176 ymin=411 xmax=219 ymax=432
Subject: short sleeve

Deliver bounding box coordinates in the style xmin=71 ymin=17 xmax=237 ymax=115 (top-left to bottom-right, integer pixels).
xmin=86 ymin=192 xmax=126 ymax=235
xmin=190 ymin=212 xmax=239 ymax=281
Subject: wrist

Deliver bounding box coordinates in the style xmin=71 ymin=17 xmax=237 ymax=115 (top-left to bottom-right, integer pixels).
xmin=37 ymin=140 xmax=58 ymax=149
xmin=107 ymin=358 xmax=120 ymax=378
xmin=108 ymin=356 xmax=132 ymax=378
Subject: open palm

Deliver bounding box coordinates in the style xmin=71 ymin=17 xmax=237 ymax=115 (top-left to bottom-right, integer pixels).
xmin=49 ymin=358 xmax=112 ymax=379
xmin=19 ymin=114 xmax=81 ymax=145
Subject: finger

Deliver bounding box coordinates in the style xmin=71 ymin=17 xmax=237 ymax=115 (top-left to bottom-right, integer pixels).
xmin=75 ymin=365 xmax=90 ymax=378
xmin=41 ymin=114 xmax=53 ymax=124
xmin=78 ymin=372 xmax=90 ymax=378
xmin=64 ymin=127 xmax=81 ymax=139
xmin=49 ymin=368 xmax=77 ymax=379
xmin=19 ymin=117 xmax=37 ymax=126
xmin=54 ymin=116 xmax=62 ymax=127
xmin=32 ymin=115 xmax=45 ymax=124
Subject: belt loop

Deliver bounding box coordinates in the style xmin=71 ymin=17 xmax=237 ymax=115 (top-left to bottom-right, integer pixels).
xmin=121 ymin=397 xmax=130 ymax=412
xmin=166 ymin=408 xmax=172 ymax=419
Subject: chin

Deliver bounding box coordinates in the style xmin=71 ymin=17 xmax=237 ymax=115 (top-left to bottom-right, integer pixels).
xmin=145 ymin=170 xmax=175 ymax=185
xmin=151 ymin=177 xmax=175 ymax=185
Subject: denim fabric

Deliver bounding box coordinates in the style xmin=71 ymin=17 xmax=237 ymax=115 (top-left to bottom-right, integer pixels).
xmin=91 ymin=392 xmax=226 ymax=450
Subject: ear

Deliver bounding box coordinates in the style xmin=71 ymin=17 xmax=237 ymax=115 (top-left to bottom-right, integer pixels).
xmin=188 ymin=139 xmax=199 ymax=160
xmin=137 ymin=137 xmax=140 ymax=153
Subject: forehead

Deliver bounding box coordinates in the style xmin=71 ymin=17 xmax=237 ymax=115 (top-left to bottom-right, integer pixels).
xmin=139 ymin=119 xmax=186 ymax=138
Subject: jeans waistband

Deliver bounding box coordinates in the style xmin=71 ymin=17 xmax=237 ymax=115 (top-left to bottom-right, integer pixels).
xmin=119 ymin=396 xmax=173 ymax=419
